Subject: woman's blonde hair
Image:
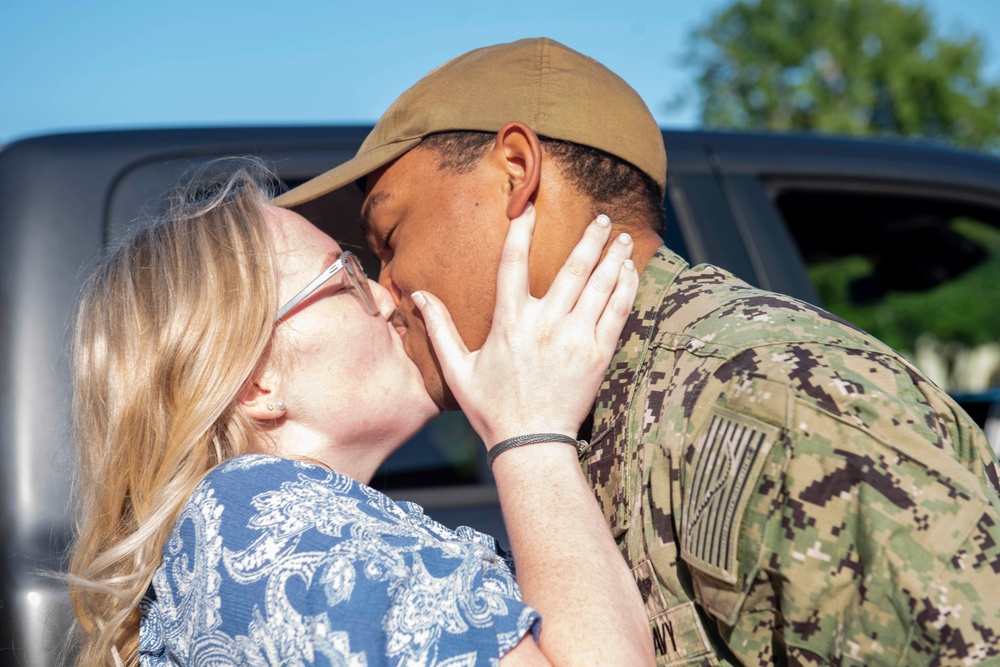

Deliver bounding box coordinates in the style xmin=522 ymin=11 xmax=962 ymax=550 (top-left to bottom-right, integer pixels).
xmin=68 ymin=160 xmax=279 ymax=665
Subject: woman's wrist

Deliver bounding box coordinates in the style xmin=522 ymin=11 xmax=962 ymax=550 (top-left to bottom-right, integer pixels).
xmin=488 ymin=440 xmax=583 ymax=479
xmin=480 ymin=423 xmax=578 ymax=451
xmin=486 ymin=433 xmax=587 ymax=469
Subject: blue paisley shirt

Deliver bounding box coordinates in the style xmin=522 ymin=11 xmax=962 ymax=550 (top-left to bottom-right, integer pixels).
xmin=139 ymin=454 xmax=540 ymax=666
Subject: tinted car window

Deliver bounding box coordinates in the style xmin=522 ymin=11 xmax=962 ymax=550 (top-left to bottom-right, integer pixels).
xmin=771 ymin=184 xmax=1000 ymax=451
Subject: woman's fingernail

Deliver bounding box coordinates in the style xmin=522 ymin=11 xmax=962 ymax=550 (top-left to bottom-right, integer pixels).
xmin=624 ymin=259 xmax=635 ymax=271
xmin=618 ymin=232 xmax=632 ymax=244
xmin=595 ymin=214 xmax=610 ymax=227
xmin=411 ymin=291 xmax=427 ymax=308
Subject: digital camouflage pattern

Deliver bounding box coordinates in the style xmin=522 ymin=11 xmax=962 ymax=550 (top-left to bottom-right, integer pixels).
xmin=581 ymin=247 xmax=1000 ymax=666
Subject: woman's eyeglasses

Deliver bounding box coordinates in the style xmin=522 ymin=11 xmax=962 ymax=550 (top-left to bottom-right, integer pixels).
xmin=275 ymin=251 xmax=378 ymax=322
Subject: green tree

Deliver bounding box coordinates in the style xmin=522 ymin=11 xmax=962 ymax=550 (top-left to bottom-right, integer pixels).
xmin=687 ymin=0 xmax=1000 ymax=150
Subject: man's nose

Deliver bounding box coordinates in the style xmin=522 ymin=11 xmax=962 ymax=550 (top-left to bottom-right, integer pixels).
xmin=378 ymin=267 xmax=403 ymax=306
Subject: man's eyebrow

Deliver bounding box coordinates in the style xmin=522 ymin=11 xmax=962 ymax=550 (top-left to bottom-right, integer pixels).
xmin=359 ymin=191 xmax=394 ymax=245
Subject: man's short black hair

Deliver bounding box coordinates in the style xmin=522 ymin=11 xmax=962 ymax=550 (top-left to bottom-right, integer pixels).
xmin=420 ymin=131 xmax=666 ymax=234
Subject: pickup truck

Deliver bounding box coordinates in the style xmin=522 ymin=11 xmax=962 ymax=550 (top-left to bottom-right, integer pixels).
xmin=2 ymin=126 xmax=998 ymax=665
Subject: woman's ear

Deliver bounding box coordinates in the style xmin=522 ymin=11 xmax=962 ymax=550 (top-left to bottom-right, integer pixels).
xmin=237 ymin=367 xmax=286 ymax=421
xmin=493 ymin=122 xmax=542 ymax=220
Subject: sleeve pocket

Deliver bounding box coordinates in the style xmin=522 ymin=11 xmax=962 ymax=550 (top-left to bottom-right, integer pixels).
xmin=680 ymin=404 xmax=786 ymax=625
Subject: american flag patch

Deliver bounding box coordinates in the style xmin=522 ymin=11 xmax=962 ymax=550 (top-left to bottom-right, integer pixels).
xmin=681 ymin=406 xmax=779 ymax=585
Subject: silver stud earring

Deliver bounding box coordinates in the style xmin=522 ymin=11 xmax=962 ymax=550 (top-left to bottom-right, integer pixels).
xmin=276 ymin=401 xmax=286 ymax=410
xmin=267 ymin=404 xmax=275 ymax=411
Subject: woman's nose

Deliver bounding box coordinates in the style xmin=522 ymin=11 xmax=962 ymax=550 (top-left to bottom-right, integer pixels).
xmin=368 ymin=280 xmax=397 ymax=320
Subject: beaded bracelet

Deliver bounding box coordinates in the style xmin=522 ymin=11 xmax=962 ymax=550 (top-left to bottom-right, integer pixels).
xmin=486 ymin=432 xmax=590 ymax=469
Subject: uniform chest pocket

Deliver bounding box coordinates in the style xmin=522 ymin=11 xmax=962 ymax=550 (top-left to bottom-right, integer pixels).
xmin=582 ymin=414 xmax=637 ymax=538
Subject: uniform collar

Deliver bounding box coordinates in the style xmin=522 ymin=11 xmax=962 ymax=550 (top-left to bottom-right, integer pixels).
xmin=589 ymin=246 xmax=688 ymax=446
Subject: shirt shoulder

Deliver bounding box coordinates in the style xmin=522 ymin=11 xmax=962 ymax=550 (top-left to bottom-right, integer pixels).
xmin=657 ymin=262 xmax=880 ymax=360
xmin=199 ymin=453 xmax=341 ymax=501
xmin=675 ymin=352 xmax=1000 ymax=664
xmin=145 ymin=454 xmax=539 ymax=666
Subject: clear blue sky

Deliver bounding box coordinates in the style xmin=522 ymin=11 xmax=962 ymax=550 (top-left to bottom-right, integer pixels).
xmin=2 ymin=0 xmax=999 ymax=145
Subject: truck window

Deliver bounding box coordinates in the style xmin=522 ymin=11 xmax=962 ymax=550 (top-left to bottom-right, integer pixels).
xmin=770 ymin=183 xmax=1000 ymax=451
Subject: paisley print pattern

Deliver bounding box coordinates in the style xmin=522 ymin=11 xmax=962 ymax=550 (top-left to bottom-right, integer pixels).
xmin=139 ymin=455 xmax=539 ymax=666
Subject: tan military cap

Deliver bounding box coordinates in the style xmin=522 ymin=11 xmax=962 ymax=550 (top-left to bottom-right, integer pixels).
xmin=275 ymin=37 xmax=667 ymax=207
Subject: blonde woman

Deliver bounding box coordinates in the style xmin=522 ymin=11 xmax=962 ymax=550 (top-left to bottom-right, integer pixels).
xmin=69 ymin=163 xmax=653 ymax=666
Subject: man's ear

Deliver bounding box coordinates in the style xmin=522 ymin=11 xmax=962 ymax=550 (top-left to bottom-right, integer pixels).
xmin=237 ymin=367 xmax=286 ymax=421
xmin=493 ymin=122 xmax=541 ymax=220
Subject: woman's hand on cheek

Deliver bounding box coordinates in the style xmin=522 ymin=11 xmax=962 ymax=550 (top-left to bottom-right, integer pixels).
xmin=411 ymin=203 xmax=638 ymax=450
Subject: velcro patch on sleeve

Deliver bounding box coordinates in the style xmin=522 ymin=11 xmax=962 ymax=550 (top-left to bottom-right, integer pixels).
xmin=681 ymin=406 xmax=779 ymax=585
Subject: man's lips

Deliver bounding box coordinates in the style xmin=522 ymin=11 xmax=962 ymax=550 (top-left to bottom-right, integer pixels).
xmin=390 ymin=310 xmax=408 ymax=338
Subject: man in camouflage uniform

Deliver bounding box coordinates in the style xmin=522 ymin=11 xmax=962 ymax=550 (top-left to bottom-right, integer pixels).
xmin=586 ymin=247 xmax=1000 ymax=665
xmin=278 ymin=38 xmax=1000 ymax=665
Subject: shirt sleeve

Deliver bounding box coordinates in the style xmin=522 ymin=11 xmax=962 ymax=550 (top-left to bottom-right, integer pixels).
xmin=679 ymin=364 xmax=1000 ymax=666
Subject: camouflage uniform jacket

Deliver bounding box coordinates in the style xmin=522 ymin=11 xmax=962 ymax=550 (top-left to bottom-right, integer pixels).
xmin=581 ymin=246 xmax=1000 ymax=666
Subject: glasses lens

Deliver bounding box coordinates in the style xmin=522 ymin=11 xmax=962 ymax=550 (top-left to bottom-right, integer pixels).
xmin=343 ymin=253 xmax=378 ymax=315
